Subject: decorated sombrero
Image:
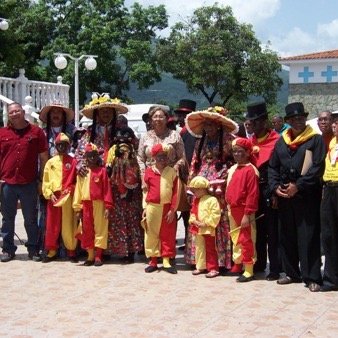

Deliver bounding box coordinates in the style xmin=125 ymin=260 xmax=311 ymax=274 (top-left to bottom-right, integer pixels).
xmin=80 ymin=93 xmax=128 ymax=119
xmin=39 ymin=102 xmax=74 ymax=123
xmin=185 ymin=106 xmax=238 ymax=138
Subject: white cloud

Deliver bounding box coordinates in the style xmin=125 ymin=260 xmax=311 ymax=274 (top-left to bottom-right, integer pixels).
xmin=318 ymin=19 xmax=338 ymax=38
xmin=269 ymin=27 xmax=317 ymax=57
xmin=269 ymin=20 xmax=338 ymax=57
xmin=125 ymin=0 xmax=280 ymax=27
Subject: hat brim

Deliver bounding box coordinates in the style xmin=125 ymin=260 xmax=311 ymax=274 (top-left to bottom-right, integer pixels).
xmin=39 ymin=105 xmax=74 ymax=123
xmin=246 ymin=113 xmax=268 ymax=121
xmin=174 ymin=108 xmax=194 ymax=113
xmin=80 ymin=102 xmax=128 ymax=119
xmin=185 ymin=111 xmax=238 ymax=138
xmin=285 ymin=112 xmax=309 ymax=120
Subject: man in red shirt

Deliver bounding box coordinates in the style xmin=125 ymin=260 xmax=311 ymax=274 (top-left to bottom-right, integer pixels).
xmin=0 ymin=102 xmax=48 ymax=262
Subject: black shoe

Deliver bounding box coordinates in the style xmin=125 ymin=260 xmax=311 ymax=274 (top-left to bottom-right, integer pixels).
xmin=94 ymin=258 xmax=103 ymax=267
xmin=163 ymin=266 xmax=178 ymax=274
xmin=266 ymin=272 xmax=280 ymax=281
xmin=28 ymin=252 xmax=41 ymax=262
xmin=145 ymin=265 xmax=158 ymax=273
xmin=41 ymin=255 xmax=57 ymax=263
xmin=236 ymin=274 xmax=254 ymax=283
xmin=320 ymin=284 xmax=338 ymax=292
xmin=277 ymin=276 xmax=302 ymax=285
xmin=308 ymin=282 xmax=321 ymax=292
xmin=83 ymin=260 xmax=94 ymax=266
xmin=68 ymin=256 xmax=79 ymax=263
xmin=1 ymin=252 xmax=15 ymax=263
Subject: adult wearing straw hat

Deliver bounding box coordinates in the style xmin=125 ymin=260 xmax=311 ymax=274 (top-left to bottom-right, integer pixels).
xmin=75 ymin=93 xmax=128 ymax=176
xmin=39 ymin=102 xmax=75 ymax=157
xmin=185 ymin=106 xmax=238 ymax=270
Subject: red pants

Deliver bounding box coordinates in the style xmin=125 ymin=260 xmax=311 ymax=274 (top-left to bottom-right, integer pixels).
xmin=204 ymin=235 xmax=218 ymax=271
xmin=81 ymin=200 xmax=108 ymax=250
xmin=45 ymin=191 xmax=77 ymax=251
xmin=195 ymin=234 xmax=219 ymax=271
xmin=145 ymin=203 xmax=177 ymax=258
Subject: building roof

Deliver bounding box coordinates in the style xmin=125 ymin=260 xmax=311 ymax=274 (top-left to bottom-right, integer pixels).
xmin=280 ymin=49 xmax=338 ymax=62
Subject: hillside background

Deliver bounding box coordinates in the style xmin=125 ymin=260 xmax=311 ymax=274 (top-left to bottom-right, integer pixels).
xmin=127 ymin=69 xmax=289 ymax=112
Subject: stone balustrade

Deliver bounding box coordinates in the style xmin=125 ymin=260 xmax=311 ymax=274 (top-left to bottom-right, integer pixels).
xmin=0 ymin=69 xmax=70 ymax=125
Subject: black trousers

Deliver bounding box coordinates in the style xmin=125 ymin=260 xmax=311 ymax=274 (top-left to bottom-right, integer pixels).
xmin=278 ymin=189 xmax=322 ymax=284
xmin=321 ymin=185 xmax=338 ymax=287
xmin=255 ymin=188 xmax=280 ymax=273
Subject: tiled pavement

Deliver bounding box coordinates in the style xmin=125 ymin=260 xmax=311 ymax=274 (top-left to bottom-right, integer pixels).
xmin=1 ymin=211 xmax=338 ymax=337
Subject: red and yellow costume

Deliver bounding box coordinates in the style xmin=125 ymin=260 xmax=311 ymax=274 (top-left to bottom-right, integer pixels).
xmin=144 ymin=165 xmax=179 ymax=259
xmin=73 ymin=164 xmax=113 ymax=252
xmin=189 ymin=177 xmax=221 ymax=272
xmin=226 ymin=163 xmax=259 ymax=266
xmin=42 ymin=133 xmax=77 ymax=256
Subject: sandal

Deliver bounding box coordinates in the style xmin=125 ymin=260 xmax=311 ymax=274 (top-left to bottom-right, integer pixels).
xmin=192 ymin=269 xmax=207 ymax=275
xmin=205 ymin=270 xmax=219 ymax=278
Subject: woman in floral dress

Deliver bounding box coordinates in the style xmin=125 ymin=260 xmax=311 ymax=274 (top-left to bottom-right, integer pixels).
xmin=185 ymin=106 xmax=238 ymax=270
xmin=106 ymin=127 xmax=143 ymax=262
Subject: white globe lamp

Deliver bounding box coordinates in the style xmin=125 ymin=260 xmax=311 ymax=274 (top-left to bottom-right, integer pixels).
xmin=85 ymin=57 xmax=97 ymax=71
xmin=0 ymin=19 xmax=9 ymax=31
xmin=54 ymin=55 xmax=68 ymax=70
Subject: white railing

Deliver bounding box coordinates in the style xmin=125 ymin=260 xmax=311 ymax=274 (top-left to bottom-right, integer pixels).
xmin=0 ymin=68 xmax=70 ymax=126
xmin=0 ymin=68 xmax=69 ymax=109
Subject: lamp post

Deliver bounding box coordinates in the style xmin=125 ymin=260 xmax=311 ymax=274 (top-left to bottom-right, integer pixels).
xmin=54 ymin=53 xmax=98 ymax=127
xmin=0 ymin=18 xmax=9 ymax=31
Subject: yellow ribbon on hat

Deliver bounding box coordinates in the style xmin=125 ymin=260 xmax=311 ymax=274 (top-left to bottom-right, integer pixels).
xmin=84 ymin=94 xmax=122 ymax=109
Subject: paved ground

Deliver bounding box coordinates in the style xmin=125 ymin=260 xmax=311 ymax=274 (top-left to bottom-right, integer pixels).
xmin=1 ymin=210 xmax=338 ymax=338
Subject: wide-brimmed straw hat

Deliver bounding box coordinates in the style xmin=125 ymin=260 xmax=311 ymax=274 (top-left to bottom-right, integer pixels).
xmin=39 ymin=102 xmax=74 ymax=123
xmin=185 ymin=106 xmax=238 ymax=138
xmin=80 ymin=93 xmax=128 ymax=119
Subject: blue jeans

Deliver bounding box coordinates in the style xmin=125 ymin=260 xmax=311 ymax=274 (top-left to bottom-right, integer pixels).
xmin=1 ymin=182 xmax=39 ymax=255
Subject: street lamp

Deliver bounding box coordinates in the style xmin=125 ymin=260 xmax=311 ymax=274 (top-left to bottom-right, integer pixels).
xmin=0 ymin=18 xmax=9 ymax=31
xmin=54 ymin=53 xmax=98 ymax=127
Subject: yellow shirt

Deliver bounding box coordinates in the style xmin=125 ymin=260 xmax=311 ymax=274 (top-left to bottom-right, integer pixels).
xmin=189 ymin=194 xmax=221 ymax=236
xmin=323 ymin=137 xmax=338 ymax=182
xmin=42 ymin=155 xmax=65 ymax=199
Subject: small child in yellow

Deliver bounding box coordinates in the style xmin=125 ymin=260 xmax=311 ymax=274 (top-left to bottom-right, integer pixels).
xmin=42 ymin=132 xmax=78 ymax=263
xmin=73 ymin=143 xmax=113 ymax=266
xmin=188 ymin=176 xmax=221 ymax=278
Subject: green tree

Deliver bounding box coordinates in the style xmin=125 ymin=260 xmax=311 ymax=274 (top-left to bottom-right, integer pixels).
xmin=1 ymin=0 xmax=168 ymax=107
xmin=0 ymin=0 xmax=53 ymax=79
xmin=157 ymin=4 xmax=282 ymax=110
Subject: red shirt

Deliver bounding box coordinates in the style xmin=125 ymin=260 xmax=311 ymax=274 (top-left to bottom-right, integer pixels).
xmin=226 ymin=163 xmax=259 ymax=215
xmin=0 ymin=123 xmax=48 ymax=184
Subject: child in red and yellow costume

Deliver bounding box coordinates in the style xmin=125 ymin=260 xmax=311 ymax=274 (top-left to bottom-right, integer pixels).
xmin=143 ymin=144 xmax=180 ymax=274
xmin=73 ymin=143 xmax=113 ymax=266
xmin=42 ymin=132 xmax=78 ymax=262
xmin=225 ymin=137 xmax=260 ymax=282
xmin=188 ymin=176 xmax=221 ymax=278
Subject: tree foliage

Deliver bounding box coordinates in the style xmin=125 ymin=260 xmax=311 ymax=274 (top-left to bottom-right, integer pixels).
xmin=0 ymin=0 xmax=168 ymax=106
xmin=157 ymin=4 xmax=282 ymax=109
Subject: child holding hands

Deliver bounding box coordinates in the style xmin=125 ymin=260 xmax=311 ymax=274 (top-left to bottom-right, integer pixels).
xmin=73 ymin=143 xmax=113 ymax=266
xmin=188 ymin=176 xmax=221 ymax=278
xmin=143 ymin=144 xmax=180 ymax=274
xmin=225 ymin=138 xmax=259 ymax=282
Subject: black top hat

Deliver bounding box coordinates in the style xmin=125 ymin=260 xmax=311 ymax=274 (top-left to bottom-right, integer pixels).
xmin=142 ymin=113 xmax=149 ymax=123
xmin=331 ymin=110 xmax=338 ymax=120
xmin=285 ymin=102 xmax=308 ymax=119
xmin=246 ymin=102 xmax=268 ymax=120
xmin=174 ymin=99 xmax=197 ymax=113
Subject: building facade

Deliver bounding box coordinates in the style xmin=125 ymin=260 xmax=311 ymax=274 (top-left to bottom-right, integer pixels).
xmin=280 ymin=50 xmax=338 ymax=118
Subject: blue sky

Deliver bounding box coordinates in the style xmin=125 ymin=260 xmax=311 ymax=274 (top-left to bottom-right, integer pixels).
xmin=125 ymin=0 xmax=338 ymax=57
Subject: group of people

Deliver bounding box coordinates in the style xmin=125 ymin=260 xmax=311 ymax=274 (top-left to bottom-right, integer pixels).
xmin=1 ymin=95 xmax=338 ymax=292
